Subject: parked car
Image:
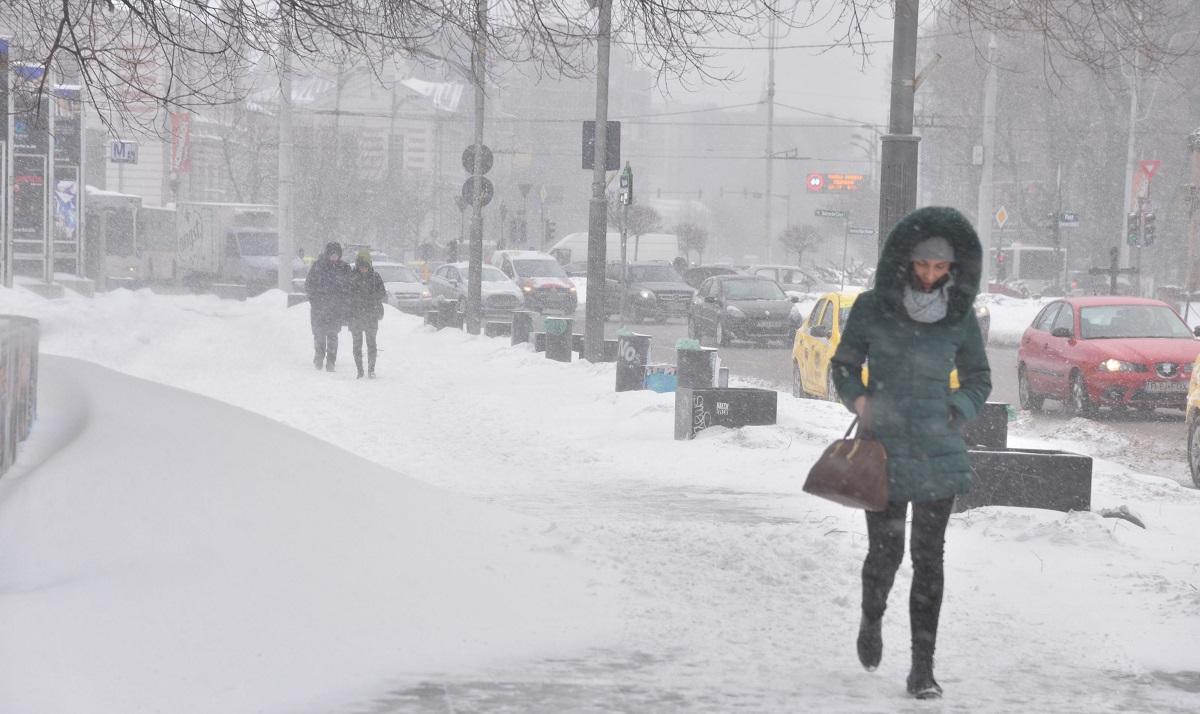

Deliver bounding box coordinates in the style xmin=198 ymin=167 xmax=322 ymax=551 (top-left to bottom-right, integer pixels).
xmin=606 ymin=260 xmax=695 ymax=323
xmin=374 ymin=261 xmax=431 ymax=314
xmin=689 ymin=275 xmax=800 ymax=347
xmin=681 ymin=264 xmax=744 ymax=289
xmin=492 ymin=250 xmax=577 ymax=314
xmin=427 ymin=262 xmax=525 ymax=318
xmin=563 ymin=261 xmax=589 ymax=278
xmin=744 ymin=264 xmax=833 ymax=294
xmin=1017 ymin=296 xmax=1200 ymax=416
xmin=791 ymin=290 xmax=985 ymax=400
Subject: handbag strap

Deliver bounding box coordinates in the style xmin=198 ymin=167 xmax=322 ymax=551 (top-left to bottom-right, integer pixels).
xmin=845 ymin=416 xmax=875 ymax=440
xmin=844 ymin=417 xmax=858 ymax=439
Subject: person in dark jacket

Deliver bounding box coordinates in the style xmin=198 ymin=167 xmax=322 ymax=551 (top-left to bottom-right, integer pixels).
xmin=305 ymin=242 xmax=351 ymax=371
xmin=830 ymin=206 xmax=991 ymax=700
xmin=347 ymin=250 xmax=386 ymax=379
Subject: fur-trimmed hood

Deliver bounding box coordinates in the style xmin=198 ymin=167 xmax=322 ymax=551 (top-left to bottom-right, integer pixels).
xmin=874 ymin=206 xmax=982 ymax=323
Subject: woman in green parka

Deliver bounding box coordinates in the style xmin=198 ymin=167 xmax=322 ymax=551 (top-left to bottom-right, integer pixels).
xmin=831 ymin=206 xmax=991 ymax=700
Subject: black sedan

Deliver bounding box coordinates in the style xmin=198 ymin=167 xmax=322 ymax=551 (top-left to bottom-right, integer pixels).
xmin=688 ymin=275 xmax=801 ymax=347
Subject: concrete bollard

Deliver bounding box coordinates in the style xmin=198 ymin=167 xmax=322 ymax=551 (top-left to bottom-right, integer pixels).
xmin=544 ymin=317 xmax=574 ymax=362
xmin=511 ymin=310 xmax=535 ymax=346
xmin=674 ymin=387 xmax=778 ymax=440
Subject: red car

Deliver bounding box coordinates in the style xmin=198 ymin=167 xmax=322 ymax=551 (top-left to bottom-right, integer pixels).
xmin=1017 ymin=296 xmax=1200 ymax=415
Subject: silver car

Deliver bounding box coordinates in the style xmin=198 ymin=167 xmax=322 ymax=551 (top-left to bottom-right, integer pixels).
xmin=428 ymin=262 xmax=525 ymax=318
xmin=374 ymin=262 xmax=431 ymax=314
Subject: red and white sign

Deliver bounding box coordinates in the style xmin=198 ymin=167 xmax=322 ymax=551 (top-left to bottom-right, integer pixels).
xmin=805 ymin=173 xmax=825 ymax=192
xmin=1139 ymin=160 xmax=1162 ymax=180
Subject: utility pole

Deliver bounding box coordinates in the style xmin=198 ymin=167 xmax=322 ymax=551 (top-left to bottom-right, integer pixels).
xmin=764 ymin=14 xmax=776 ymax=262
xmin=877 ymin=0 xmax=920 ymax=250
xmin=584 ymin=0 xmax=613 ymax=362
xmin=465 ymin=0 xmax=487 ymax=335
xmin=277 ymin=41 xmax=295 ymax=293
xmin=1120 ymin=61 xmax=1139 ymax=290
xmin=1184 ymin=129 xmax=1200 ymax=324
xmin=975 ymin=34 xmax=998 ymax=289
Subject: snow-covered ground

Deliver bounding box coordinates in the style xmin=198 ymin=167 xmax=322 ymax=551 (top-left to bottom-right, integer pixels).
xmin=1 ymin=285 xmax=1199 ymax=713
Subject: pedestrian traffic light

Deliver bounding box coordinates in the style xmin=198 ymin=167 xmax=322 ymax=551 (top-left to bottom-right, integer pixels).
xmin=1142 ymin=212 xmax=1156 ymax=246
xmin=544 ymin=219 xmax=556 ymax=245
xmin=1126 ymin=212 xmax=1141 ymax=246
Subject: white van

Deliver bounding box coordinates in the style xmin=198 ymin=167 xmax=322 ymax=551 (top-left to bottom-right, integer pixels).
xmin=549 ymin=231 xmax=680 ymax=264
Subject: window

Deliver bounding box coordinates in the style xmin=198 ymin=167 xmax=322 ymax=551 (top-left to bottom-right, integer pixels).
xmin=1033 ymin=303 xmax=1061 ymax=332
xmin=629 ymin=265 xmax=682 ymax=282
xmin=808 ymin=299 xmax=827 ymax=327
xmin=754 ymin=268 xmax=777 ymax=280
xmin=1052 ymin=305 xmax=1074 ymax=334
xmin=1079 ymin=305 xmax=1192 ymax=339
xmin=819 ymin=303 xmax=834 ymax=333
xmin=722 ymin=279 xmax=786 ymax=300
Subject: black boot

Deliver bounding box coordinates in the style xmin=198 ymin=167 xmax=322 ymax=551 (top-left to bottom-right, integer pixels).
xmin=906 ymin=657 xmax=942 ymax=699
xmin=857 ymin=615 xmax=882 ymax=671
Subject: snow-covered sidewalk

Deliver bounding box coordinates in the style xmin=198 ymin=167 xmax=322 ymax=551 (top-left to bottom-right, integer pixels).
xmin=1 ymin=286 xmax=1199 ymax=713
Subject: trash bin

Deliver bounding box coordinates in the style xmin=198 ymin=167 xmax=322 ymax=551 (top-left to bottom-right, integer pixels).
xmin=544 ymin=317 xmax=574 ymax=362
xmin=676 ymin=346 xmax=717 ymax=389
xmin=616 ymin=333 xmax=652 ymax=392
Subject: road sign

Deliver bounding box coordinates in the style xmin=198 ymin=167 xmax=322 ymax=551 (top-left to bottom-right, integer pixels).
xmin=1139 ymin=160 xmax=1161 ymax=180
xmin=461 ymin=176 xmax=494 ymax=207
xmin=994 ymin=206 xmax=1009 ymax=229
xmin=582 ymin=120 xmax=621 ymax=171
xmin=462 ymin=144 xmax=493 ymax=174
xmin=110 ymin=140 xmax=139 ymax=164
xmin=1058 ymin=211 xmax=1079 ymax=227
xmin=619 ymin=162 xmax=633 ymax=206
xmin=814 ymin=208 xmax=847 ymax=218
xmin=848 ymin=226 xmax=876 ymax=236
xmin=805 ymin=173 xmax=825 ymax=192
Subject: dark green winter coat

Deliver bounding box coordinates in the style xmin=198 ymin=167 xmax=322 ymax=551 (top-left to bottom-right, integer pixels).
xmin=831 ymin=206 xmax=992 ymax=503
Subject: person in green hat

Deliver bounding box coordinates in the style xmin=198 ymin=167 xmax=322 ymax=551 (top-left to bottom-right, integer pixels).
xmin=831 ymin=206 xmax=992 ymax=700
xmin=347 ymin=250 xmax=387 ymax=378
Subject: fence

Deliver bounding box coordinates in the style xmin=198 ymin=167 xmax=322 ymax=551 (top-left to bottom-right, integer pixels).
xmin=1 ymin=315 xmax=39 ymax=477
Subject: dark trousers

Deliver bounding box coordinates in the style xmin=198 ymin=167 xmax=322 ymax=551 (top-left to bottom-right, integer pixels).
xmin=314 ymin=332 xmax=339 ymax=366
xmin=862 ymin=497 xmax=955 ymax=664
xmin=351 ymin=326 xmax=378 ymax=373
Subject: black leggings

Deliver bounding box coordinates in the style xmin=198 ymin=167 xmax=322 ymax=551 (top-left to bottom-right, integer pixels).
xmin=862 ymin=497 xmax=954 ymax=662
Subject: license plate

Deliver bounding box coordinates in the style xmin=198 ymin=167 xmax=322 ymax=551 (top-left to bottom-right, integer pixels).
xmin=1144 ymin=380 xmax=1187 ymax=394
xmin=758 ymin=321 xmax=783 ymax=328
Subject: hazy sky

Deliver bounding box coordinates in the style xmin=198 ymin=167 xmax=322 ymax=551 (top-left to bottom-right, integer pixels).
xmin=660 ymin=5 xmax=895 ymax=129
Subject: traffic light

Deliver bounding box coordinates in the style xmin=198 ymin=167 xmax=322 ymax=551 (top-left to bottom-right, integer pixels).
xmin=1126 ymin=212 xmax=1141 ymax=246
xmin=1142 ymin=212 xmax=1156 ymax=246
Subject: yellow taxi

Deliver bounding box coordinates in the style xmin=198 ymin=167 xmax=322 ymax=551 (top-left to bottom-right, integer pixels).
xmin=1186 ymin=356 xmax=1200 ymax=487
xmin=792 ymin=292 xmax=860 ymax=400
xmin=791 ymin=290 xmax=960 ymax=400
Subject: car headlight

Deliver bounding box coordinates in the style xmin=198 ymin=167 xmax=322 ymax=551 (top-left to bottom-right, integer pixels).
xmin=639 ymin=289 xmax=655 ymax=300
xmin=975 ymin=305 xmax=990 ymax=319
xmin=421 ymin=289 xmax=431 ymax=298
xmin=568 ymin=286 xmax=577 ymax=293
xmin=725 ymin=305 xmax=745 ymax=318
xmin=1098 ymin=358 xmax=1143 ymax=372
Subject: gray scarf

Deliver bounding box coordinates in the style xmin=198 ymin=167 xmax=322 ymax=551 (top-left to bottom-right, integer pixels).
xmin=902 ymin=276 xmax=953 ymax=323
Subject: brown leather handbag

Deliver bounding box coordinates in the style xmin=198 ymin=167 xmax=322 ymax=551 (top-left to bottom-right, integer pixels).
xmin=803 ymin=418 xmax=889 ymax=511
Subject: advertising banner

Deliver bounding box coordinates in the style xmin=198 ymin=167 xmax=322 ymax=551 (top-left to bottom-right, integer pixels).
xmin=171 ymin=112 xmax=191 ymax=174
xmin=53 ymin=85 xmax=81 ymax=274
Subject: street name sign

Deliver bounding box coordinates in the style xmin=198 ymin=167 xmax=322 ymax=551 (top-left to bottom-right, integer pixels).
xmin=814 ymin=208 xmax=847 ymax=218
